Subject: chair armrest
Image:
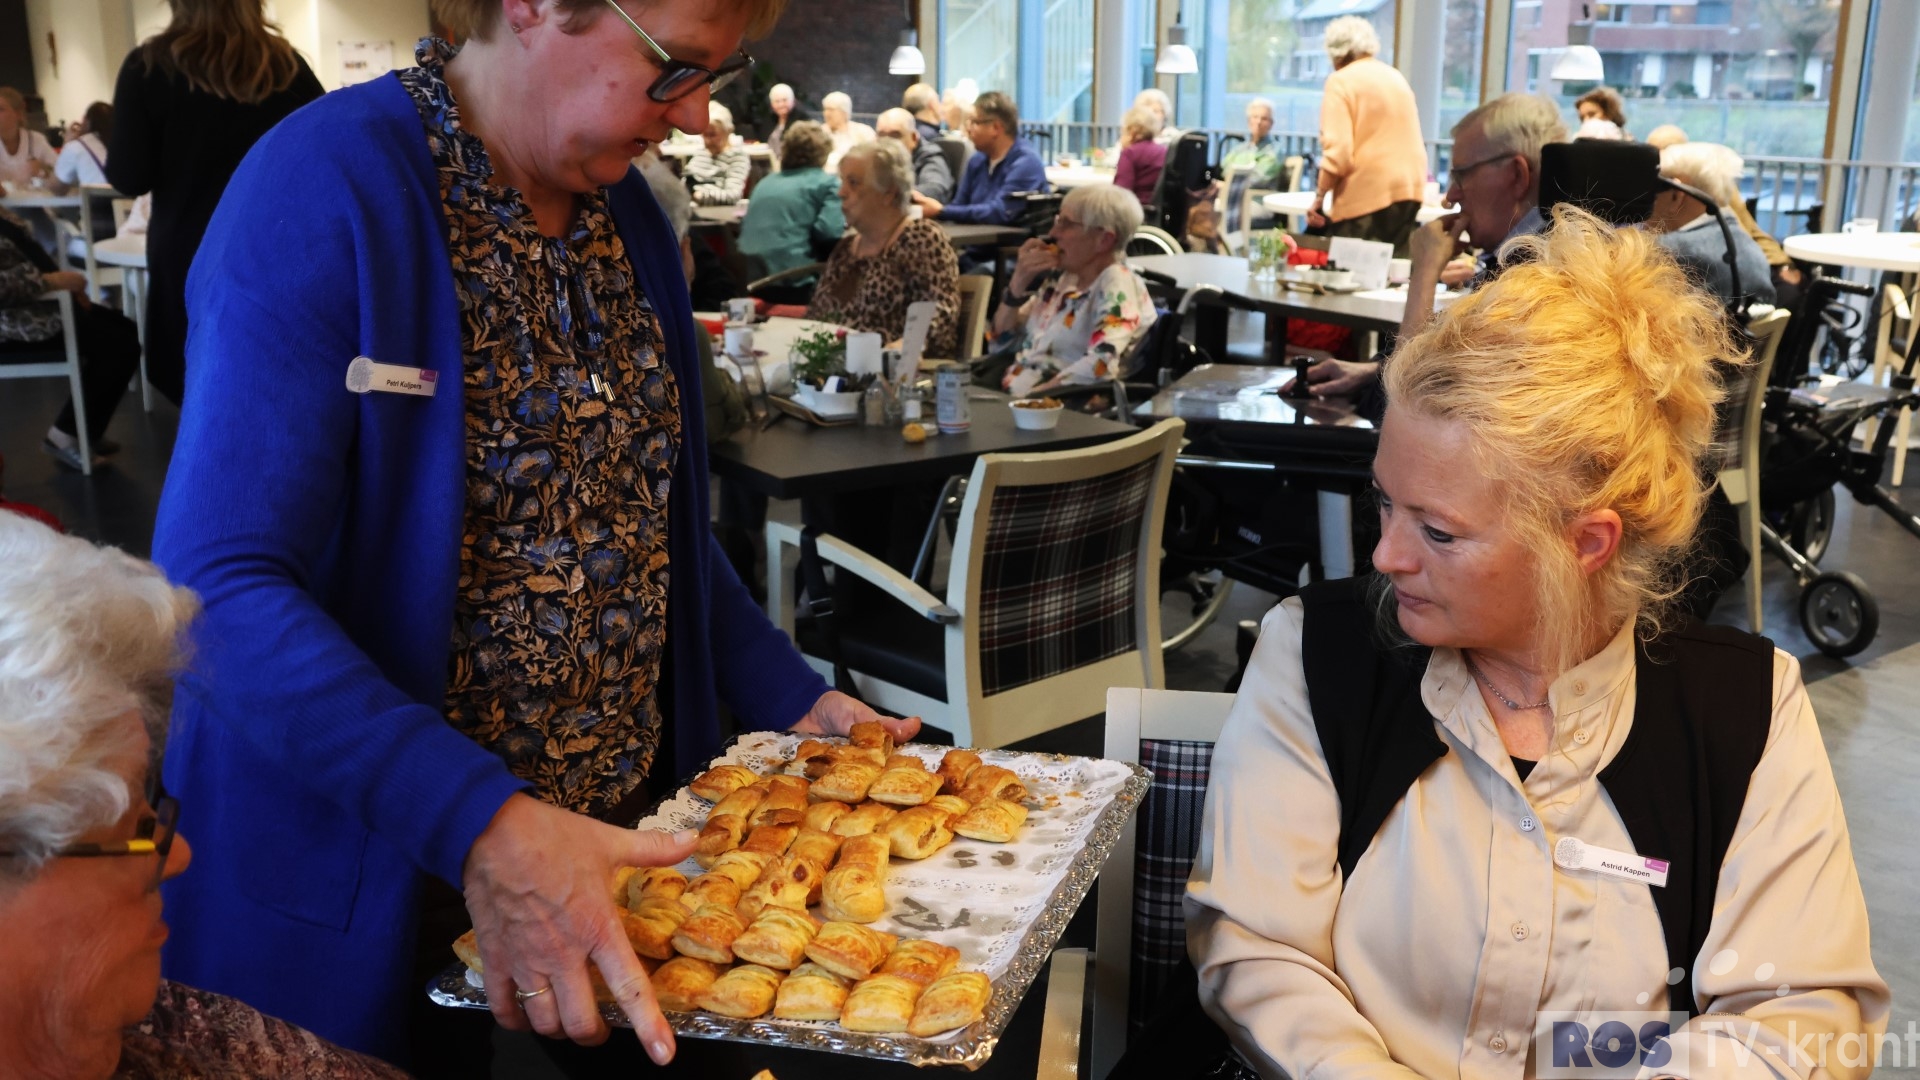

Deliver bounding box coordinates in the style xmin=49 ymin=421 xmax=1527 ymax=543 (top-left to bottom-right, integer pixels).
xmin=747 ymin=261 xmax=826 ymax=294
xmin=1038 ymin=946 xmax=1088 ymax=1080
xmin=766 ymin=521 xmax=960 ymax=624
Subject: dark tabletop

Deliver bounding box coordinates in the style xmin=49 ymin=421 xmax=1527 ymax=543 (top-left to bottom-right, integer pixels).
xmin=712 ymin=392 xmax=1138 ymax=499
xmin=1136 ymin=364 xmax=1379 ymax=472
xmin=939 ymin=222 xmax=1031 ymax=249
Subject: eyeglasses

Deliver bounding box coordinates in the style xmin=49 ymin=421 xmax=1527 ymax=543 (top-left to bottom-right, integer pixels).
xmin=1448 ymin=152 xmax=1517 ymax=184
xmin=0 ymin=795 xmax=179 ymax=891
xmin=599 ymin=0 xmax=754 ymax=104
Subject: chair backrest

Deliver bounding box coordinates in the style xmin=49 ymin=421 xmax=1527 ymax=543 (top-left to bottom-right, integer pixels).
xmin=1092 ymin=687 xmax=1237 ymax=1080
xmin=954 ymin=274 xmax=993 ymax=360
xmin=1717 ymin=308 xmax=1791 ymax=502
xmin=1283 ymin=154 xmax=1306 ymax=193
xmin=1874 ymin=282 xmax=1911 ymax=385
xmin=1219 ymin=165 xmax=1257 ymax=256
xmin=943 ymin=419 xmax=1186 ymax=747
xmin=937 ymin=137 xmax=971 ymax=185
xmin=1125 ymin=225 xmax=1182 ymax=257
xmin=1150 ymin=133 xmax=1211 ymax=236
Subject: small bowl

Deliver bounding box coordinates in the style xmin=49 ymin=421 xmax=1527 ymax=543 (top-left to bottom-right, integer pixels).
xmin=1011 ymin=398 xmax=1064 ymax=430
xmin=1319 ymin=269 xmax=1355 ymax=289
xmin=797 ymin=386 xmax=862 ymax=419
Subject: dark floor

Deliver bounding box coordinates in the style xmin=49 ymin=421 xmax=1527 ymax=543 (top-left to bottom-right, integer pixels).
xmin=9 ymin=380 xmax=1916 ymax=1074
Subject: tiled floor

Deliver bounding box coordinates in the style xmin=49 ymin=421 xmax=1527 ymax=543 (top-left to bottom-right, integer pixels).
xmin=9 ymin=380 xmax=1915 ymax=1071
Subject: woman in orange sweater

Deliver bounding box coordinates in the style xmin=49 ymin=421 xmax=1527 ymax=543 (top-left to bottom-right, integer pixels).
xmin=1305 ymin=15 xmax=1428 ymax=255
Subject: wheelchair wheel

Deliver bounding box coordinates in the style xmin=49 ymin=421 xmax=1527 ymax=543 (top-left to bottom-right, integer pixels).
xmin=1163 ymin=569 xmax=1235 ymax=652
xmin=1798 ymin=571 xmax=1878 ymax=658
xmin=1785 ymin=488 xmax=1836 ymax=565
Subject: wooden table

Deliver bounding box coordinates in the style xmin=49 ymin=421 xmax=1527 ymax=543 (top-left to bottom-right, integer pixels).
xmin=712 ymin=390 xmax=1136 ymax=499
xmin=1130 ymin=251 xmax=1460 ymax=364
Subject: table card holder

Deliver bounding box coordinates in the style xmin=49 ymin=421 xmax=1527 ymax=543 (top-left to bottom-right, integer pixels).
xmin=1328 ymin=237 xmax=1394 ymax=291
xmin=901 ymin=300 xmax=937 ymax=372
xmin=845 ymin=331 xmax=885 ymax=376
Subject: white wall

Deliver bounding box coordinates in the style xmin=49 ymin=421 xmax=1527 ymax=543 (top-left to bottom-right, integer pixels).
xmin=21 ymin=0 xmax=427 ymax=121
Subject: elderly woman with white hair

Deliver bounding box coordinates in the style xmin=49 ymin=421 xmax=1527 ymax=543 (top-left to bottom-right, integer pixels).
xmin=685 ymin=100 xmax=750 ymax=205
xmin=1132 ymin=87 xmax=1181 ymax=146
xmin=1306 ymin=14 xmax=1427 ymax=253
xmin=0 ymin=515 xmax=407 ymax=1079
xmin=993 ymin=182 xmax=1158 ymax=396
xmin=820 ymin=90 xmax=875 ymax=173
xmin=765 ymin=81 xmax=807 ymax=165
xmin=808 ymin=138 xmax=959 ymax=357
xmin=1648 ymin=140 xmax=1775 ymax=309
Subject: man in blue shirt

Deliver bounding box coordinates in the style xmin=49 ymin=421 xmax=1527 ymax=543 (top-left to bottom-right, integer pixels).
xmin=912 ymin=91 xmax=1049 ymax=225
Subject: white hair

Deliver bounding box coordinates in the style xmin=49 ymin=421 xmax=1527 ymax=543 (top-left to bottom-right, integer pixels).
xmin=1323 ymin=15 xmax=1381 ymax=64
xmin=708 ymin=100 xmax=735 ymax=134
xmin=842 ymin=138 xmax=915 ymax=212
xmin=1132 ymin=87 xmax=1172 ymax=121
xmin=1660 ymin=141 xmax=1745 ymax=209
xmin=1576 ymin=116 xmax=1624 ymax=141
xmin=822 ymin=91 xmax=853 ymax=115
xmin=769 ymin=83 xmax=794 ymax=104
xmin=1453 ymin=92 xmax=1568 ymax=177
xmin=1121 ymin=105 xmax=1162 ymax=139
xmin=1063 ymin=182 xmax=1145 ymax=248
xmin=1245 ymin=97 xmax=1275 ymax=118
xmin=0 ymin=516 xmax=198 ymax=888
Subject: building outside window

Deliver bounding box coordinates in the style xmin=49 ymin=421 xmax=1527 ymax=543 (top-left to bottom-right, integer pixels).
xmin=939 ymin=0 xmax=1093 ymax=125
xmin=1212 ymin=0 xmax=1397 ymax=134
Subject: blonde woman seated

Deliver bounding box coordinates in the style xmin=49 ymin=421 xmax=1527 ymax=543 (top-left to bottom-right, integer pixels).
xmin=1185 ymin=208 xmax=1886 ymax=1078
xmin=808 ymin=139 xmax=959 ymax=359
xmin=993 ymin=183 xmax=1157 ymax=397
xmin=0 ymin=515 xmax=406 ymax=1079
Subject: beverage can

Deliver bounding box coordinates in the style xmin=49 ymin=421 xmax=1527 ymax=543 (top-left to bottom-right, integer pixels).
xmin=933 ymin=363 xmax=970 ymax=434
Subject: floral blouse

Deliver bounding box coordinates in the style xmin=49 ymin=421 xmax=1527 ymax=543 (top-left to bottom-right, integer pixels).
xmin=402 ymin=39 xmax=679 ymax=817
xmin=116 ymin=980 xmax=408 ymax=1079
xmin=1002 ymin=263 xmax=1158 ymax=397
xmin=807 ymin=217 xmax=961 ymax=359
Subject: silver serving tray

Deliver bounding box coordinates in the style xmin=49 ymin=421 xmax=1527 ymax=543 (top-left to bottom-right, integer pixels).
xmin=428 ymin=736 xmax=1150 ymax=1070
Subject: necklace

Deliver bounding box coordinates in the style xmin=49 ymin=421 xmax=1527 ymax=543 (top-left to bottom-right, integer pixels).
xmin=1464 ymin=652 xmax=1551 ymax=711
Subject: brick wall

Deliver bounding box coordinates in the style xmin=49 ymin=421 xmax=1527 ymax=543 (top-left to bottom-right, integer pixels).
xmin=722 ymin=0 xmax=917 ymax=140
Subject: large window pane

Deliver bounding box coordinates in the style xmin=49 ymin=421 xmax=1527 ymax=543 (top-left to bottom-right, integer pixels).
xmin=1441 ymin=0 xmax=1487 ymax=136
xmin=1506 ymin=0 xmax=1839 ymax=159
xmin=946 ymin=0 xmax=1020 ymax=97
xmin=1039 ymin=0 xmax=1096 ymax=122
xmin=1216 ymin=0 xmax=1397 ymax=133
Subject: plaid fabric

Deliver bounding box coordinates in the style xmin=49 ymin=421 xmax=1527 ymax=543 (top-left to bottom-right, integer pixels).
xmin=976 ymin=457 xmax=1157 ymax=696
xmin=1129 ymin=737 xmax=1216 ymax=1033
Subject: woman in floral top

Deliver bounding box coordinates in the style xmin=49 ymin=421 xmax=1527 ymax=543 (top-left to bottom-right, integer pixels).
xmin=994 ymin=183 xmax=1158 ymax=397
xmin=808 ymin=139 xmax=960 ymax=358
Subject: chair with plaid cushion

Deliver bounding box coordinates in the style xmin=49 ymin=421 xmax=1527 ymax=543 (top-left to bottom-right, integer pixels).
xmin=766 ymin=419 xmax=1185 ymax=748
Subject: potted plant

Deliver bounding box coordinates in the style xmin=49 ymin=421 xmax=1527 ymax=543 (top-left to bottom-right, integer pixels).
xmin=788 ymin=328 xmax=870 ymax=418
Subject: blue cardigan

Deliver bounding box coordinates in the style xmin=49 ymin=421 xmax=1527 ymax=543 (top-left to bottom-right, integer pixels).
xmin=942 ymin=138 xmax=1050 ymax=224
xmin=151 ymin=75 xmax=830 ymax=1061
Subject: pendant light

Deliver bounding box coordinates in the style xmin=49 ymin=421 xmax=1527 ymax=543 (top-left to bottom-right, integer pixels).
xmin=1551 ymin=4 xmax=1604 ymax=82
xmin=889 ymin=0 xmax=926 ymax=76
xmin=1155 ymin=19 xmax=1198 ymax=75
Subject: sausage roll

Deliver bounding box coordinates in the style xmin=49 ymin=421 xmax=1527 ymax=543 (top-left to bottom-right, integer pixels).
xmin=698 ymin=963 xmax=785 ymax=1019
xmin=451 ymin=929 xmax=483 ymax=973
xmin=868 ymin=763 xmax=944 ymax=807
xmin=820 ymin=865 xmax=887 ymax=924
xmin=669 ymin=904 xmax=747 ymax=964
xmin=689 ymin=763 xmax=760 ymax=803
xmin=907 ymin=971 xmax=993 ymax=1037
xmin=740 ymin=819 xmax=801 ymax=857
xmin=934 ymin=749 xmax=983 ymax=795
xmin=683 ymin=872 xmax=743 ymax=911
xmin=803 ymin=800 xmax=852 ymax=833
xmin=886 ymin=805 xmax=956 ymax=860
xmin=772 ymin=962 xmax=853 ymax=1021
xmin=804 ymin=920 xmax=900 ymax=981
xmin=883 ymin=753 xmax=926 ymax=771
xmin=625 ymin=866 xmax=688 ymax=911
xmin=738 ymin=854 xmax=818 ymax=922
xmin=706 ymin=849 xmax=773 ymax=890
xmin=651 ymin=956 xmax=723 ymax=1012
xmin=710 ymin=781 xmax=770 ymax=822
xmin=879 ymin=937 xmax=961 ymax=986
xmin=623 ymin=896 xmax=691 ymax=961
xmin=811 ymin=761 xmax=882 ymax=804
xmin=792 ymin=738 xmax=840 ymax=778
xmin=694 ymin=813 xmax=748 ymax=869
xmin=787 ymin=828 xmax=843 ymax=869
xmin=835 ymin=832 xmax=892 ymax=872
xmin=839 ymin=974 xmax=925 ymax=1033
xmin=830 ymin=801 xmax=898 ymax=837
xmin=731 ymin=906 xmax=823 ymax=970
xmin=926 ymin=794 xmax=971 ymax=820
xmin=847 ymin=720 xmax=895 ymax=758
xmin=958 ymin=765 xmax=1029 ymax=805
xmin=952 ymin=797 xmax=1029 ymax=843
xmin=751 ymin=775 xmax=811 ymax=826
xmin=610 ymin=865 xmax=641 ymax=907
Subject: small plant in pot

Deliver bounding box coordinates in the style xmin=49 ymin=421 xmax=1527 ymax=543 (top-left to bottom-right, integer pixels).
xmin=789 ymin=328 xmax=874 ymax=416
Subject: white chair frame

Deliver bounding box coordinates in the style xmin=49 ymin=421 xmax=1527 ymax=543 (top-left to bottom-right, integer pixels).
xmin=0 ymin=291 xmax=90 ymax=474
xmin=1866 ymin=282 xmax=1914 ymax=486
xmin=766 ymin=419 xmax=1186 ymax=749
xmin=955 ymin=274 xmax=992 ymax=361
xmin=1719 ymin=309 xmax=1790 ymax=632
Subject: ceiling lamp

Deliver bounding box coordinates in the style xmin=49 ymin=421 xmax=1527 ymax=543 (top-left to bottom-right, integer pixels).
xmin=1156 ymin=22 xmax=1198 ymax=75
xmin=889 ymin=29 xmax=926 ymax=75
xmin=1550 ymin=44 xmax=1605 ymax=82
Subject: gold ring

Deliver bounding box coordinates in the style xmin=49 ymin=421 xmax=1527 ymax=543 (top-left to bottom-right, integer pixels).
xmin=514 ymin=985 xmax=553 ymax=1002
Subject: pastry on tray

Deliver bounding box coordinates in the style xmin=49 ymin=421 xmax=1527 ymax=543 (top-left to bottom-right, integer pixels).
xmin=738 ymin=853 xmax=818 ymax=922
xmin=829 ymin=801 xmax=897 ymax=837
xmin=935 ymin=749 xmax=982 ymax=795
xmin=867 ymin=763 xmax=942 ymax=807
xmin=731 ymin=906 xmax=823 ymax=970
xmin=878 ymin=937 xmax=961 ymax=986
xmin=957 ymin=765 xmax=1029 ymax=805
xmin=952 ymin=798 xmax=1028 ymax=843
xmin=698 ymin=963 xmax=785 ymax=1019
xmin=907 ymin=971 xmax=993 ymax=1037
xmin=710 ymin=781 xmax=770 ymax=822
xmin=803 ymin=800 xmax=852 ymax=832
xmin=839 ymin=973 xmax=925 ymax=1033
xmin=690 ymin=763 xmax=760 ymax=803
xmin=811 ymin=761 xmax=882 ymax=804
xmin=804 ymin=921 xmax=899 ymax=981
xmin=694 ymin=814 xmax=748 ymax=869
xmin=670 ymin=903 xmax=747 ymax=964
xmin=651 ymin=956 xmax=723 ymax=1012
xmin=752 ymin=775 xmax=811 ymax=825
xmin=886 ymin=805 xmax=955 ymax=860
xmin=623 ymin=896 xmax=691 ymax=960
xmin=772 ymin=962 xmax=853 ymax=1021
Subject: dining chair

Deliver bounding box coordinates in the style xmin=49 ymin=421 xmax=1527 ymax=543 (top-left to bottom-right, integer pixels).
xmin=766 ymin=419 xmax=1186 ymax=749
xmin=937 ymin=136 xmax=971 ymax=185
xmin=1124 ymin=226 xmax=1182 ymax=258
xmin=1217 ymin=166 xmax=1257 ymax=258
xmin=955 ymin=274 xmax=992 ymax=360
xmin=0 ymin=291 xmax=89 ymax=475
xmin=1717 ymin=308 xmax=1790 ymax=632
xmin=1865 ymin=283 xmax=1913 ymax=486
xmin=1036 ymin=686 xmax=1237 ymax=1080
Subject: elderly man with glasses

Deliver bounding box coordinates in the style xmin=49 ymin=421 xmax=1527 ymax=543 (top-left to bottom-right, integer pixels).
xmin=875 ymin=106 xmax=953 ymax=203
xmin=147 ymin=0 xmax=920 ymax=1072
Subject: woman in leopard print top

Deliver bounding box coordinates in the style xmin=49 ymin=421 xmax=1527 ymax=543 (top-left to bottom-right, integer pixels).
xmin=809 ymin=139 xmax=960 ymax=358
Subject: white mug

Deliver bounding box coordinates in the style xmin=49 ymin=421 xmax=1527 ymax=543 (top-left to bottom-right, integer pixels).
xmin=1844 ymin=218 xmax=1880 ymax=235
xmin=1389 ymin=258 xmax=1412 ymax=284
xmin=726 ymin=297 xmax=756 ymax=324
xmin=724 ymin=324 xmax=755 ymax=359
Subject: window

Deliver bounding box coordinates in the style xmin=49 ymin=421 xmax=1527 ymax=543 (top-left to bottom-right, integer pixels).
xmin=1215 ymin=0 xmax=1396 ymax=133
xmin=1441 ymin=0 xmax=1488 ymax=136
xmin=1506 ymin=0 xmax=1838 ymax=158
xmin=938 ymin=0 xmax=1094 ymax=125
xmin=946 ymin=0 xmax=1019 ymax=100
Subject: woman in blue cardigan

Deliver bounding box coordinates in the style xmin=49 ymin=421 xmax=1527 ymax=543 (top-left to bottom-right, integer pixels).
xmin=149 ymin=0 xmax=913 ymax=1071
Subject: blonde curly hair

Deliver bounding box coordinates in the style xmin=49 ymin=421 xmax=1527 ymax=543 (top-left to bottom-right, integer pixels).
xmin=1383 ymin=205 xmax=1747 ymax=676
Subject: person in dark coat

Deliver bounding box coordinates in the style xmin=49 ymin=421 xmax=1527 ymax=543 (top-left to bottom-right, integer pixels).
xmin=106 ymin=0 xmax=323 ymax=407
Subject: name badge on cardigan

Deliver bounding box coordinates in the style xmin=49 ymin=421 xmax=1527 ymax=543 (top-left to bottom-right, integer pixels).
xmin=1556 ymin=837 xmax=1670 ymax=888
xmin=346 ymin=356 xmax=438 ymax=397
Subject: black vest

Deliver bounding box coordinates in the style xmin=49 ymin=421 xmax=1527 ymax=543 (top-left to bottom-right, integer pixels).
xmin=1297 ymin=577 xmax=1773 ymax=1016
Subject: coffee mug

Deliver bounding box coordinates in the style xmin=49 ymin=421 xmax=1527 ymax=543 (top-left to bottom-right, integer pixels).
xmin=724 ymin=324 xmax=755 ymax=359
xmin=726 ymin=297 xmax=756 ymax=324
xmin=1844 ymin=218 xmax=1880 ymax=235
xmin=1389 ymin=258 xmax=1412 ymax=284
